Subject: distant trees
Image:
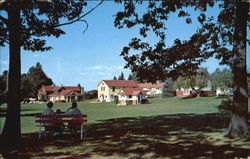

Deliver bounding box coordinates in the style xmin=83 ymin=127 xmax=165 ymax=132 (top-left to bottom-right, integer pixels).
xmin=173 ymin=68 xmax=209 ymax=92
xmin=84 ymin=90 xmax=98 ymax=99
xmin=26 ymin=62 xmax=53 ymax=98
xmin=118 ymin=72 xmax=125 ymax=80
xmin=162 ymin=79 xmax=175 ymax=97
xmin=127 ymin=74 xmax=133 ymax=80
xmin=113 ymin=76 xmax=117 ymax=80
xmin=210 ymin=68 xmax=233 ymax=92
xmin=0 ymin=63 xmax=53 ymax=103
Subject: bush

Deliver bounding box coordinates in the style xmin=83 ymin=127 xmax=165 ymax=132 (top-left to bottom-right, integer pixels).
xmin=215 ymin=98 xmax=234 ymax=114
xmin=141 ymin=99 xmax=149 ymax=104
xmin=55 ymin=99 xmax=66 ymax=103
xmin=85 ymin=90 xmax=97 ymax=99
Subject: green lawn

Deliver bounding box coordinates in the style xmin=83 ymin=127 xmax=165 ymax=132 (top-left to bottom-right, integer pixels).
xmin=1 ymin=96 xmax=222 ymax=134
xmin=1 ymin=96 xmax=250 ymax=159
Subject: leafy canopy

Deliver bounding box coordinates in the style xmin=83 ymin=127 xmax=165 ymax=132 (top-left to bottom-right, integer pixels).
xmin=114 ymin=0 xmax=247 ymax=82
xmin=0 ymin=0 xmax=102 ymax=51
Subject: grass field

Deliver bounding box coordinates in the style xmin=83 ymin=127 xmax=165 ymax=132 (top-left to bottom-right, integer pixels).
xmin=1 ymin=96 xmax=222 ymax=134
xmin=1 ymin=96 xmax=250 ymax=159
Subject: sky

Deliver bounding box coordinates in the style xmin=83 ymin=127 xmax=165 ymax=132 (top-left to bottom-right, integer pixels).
xmin=0 ymin=1 xmax=249 ymax=91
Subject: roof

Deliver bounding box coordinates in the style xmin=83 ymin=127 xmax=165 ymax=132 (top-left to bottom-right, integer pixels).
xmin=102 ymin=80 xmax=138 ymax=87
xmin=120 ymin=88 xmax=144 ymax=95
xmin=63 ymin=86 xmax=81 ymax=92
xmin=138 ymin=82 xmax=165 ymax=88
xmin=40 ymin=86 xmax=81 ymax=92
xmin=48 ymin=90 xmax=82 ymax=96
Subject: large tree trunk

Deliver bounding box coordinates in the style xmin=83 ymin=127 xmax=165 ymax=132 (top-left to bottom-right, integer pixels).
xmin=226 ymin=2 xmax=249 ymax=138
xmin=0 ymin=3 xmax=21 ymax=148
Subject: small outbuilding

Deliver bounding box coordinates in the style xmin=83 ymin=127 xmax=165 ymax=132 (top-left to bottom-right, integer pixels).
xmin=118 ymin=88 xmax=145 ymax=106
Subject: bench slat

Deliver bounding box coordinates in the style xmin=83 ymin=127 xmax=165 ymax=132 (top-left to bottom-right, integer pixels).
xmin=36 ymin=124 xmax=84 ymax=127
xmin=35 ymin=120 xmax=87 ymax=123
xmin=35 ymin=114 xmax=87 ymax=118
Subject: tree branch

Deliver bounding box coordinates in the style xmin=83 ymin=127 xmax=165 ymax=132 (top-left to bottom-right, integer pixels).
xmin=0 ymin=15 xmax=7 ymax=25
xmin=54 ymin=0 xmax=103 ymax=28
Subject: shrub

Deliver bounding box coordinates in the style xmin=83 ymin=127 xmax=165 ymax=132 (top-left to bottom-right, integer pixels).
xmin=141 ymin=99 xmax=149 ymax=104
xmin=215 ymin=98 xmax=233 ymax=114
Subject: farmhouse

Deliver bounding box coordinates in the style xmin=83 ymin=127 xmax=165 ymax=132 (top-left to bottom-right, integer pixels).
xmin=138 ymin=82 xmax=165 ymax=97
xmin=38 ymin=85 xmax=84 ymax=102
xmin=97 ymin=80 xmax=139 ymax=102
xmin=175 ymin=86 xmax=216 ymax=97
xmin=118 ymin=88 xmax=145 ymax=106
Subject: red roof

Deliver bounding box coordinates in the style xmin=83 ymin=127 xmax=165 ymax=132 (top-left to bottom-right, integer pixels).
xmin=40 ymin=86 xmax=81 ymax=92
xmin=138 ymin=82 xmax=165 ymax=88
xmin=121 ymin=88 xmax=144 ymax=95
xmin=49 ymin=90 xmax=73 ymax=96
xmin=103 ymin=80 xmax=138 ymax=87
xmin=63 ymin=86 xmax=81 ymax=92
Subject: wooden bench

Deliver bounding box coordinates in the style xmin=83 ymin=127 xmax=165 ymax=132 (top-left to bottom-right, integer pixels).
xmin=34 ymin=114 xmax=87 ymax=139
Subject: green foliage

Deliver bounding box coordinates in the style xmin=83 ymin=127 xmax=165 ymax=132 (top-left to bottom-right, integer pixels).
xmin=27 ymin=62 xmax=53 ymax=98
xmin=210 ymin=68 xmax=233 ymax=91
xmin=0 ymin=0 xmax=103 ymax=51
xmin=84 ymin=90 xmax=97 ymax=99
xmin=20 ymin=74 xmax=33 ymax=100
xmin=127 ymin=74 xmax=133 ymax=80
xmin=113 ymin=76 xmax=117 ymax=80
xmin=215 ymin=98 xmax=233 ymax=114
xmin=118 ymin=72 xmax=125 ymax=80
xmin=114 ymin=1 xmax=247 ymax=82
xmin=173 ymin=68 xmax=209 ymax=90
xmin=162 ymin=79 xmax=175 ymax=97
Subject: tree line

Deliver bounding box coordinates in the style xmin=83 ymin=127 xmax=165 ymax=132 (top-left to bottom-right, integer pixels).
xmin=0 ymin=62 xmax=53 ymax=104
xmin=162 ymin=67 xmax=235 ymax=97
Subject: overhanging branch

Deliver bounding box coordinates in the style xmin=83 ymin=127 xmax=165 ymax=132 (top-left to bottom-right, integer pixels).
xmin=54 ymin=0 xmax=103 ymax=28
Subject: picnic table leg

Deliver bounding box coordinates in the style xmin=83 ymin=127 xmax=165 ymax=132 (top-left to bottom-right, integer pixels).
xmin=84 ymin=124 xmax=87 ymax=138
xmin=80 ymin=124 xmax=83 ymax=139
xmin=39 ymin=119 xmax=42 ymax=139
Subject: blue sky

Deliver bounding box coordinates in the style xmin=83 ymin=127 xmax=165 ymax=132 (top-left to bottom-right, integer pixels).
xmin=0 ymin=1 xmax=249 ymax=91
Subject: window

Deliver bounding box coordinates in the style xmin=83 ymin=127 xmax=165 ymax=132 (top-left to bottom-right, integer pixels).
xmin=101 ymin=87 xmax=105 ymax=91
xmin=112 ymin=87 xmax=115 ymax=92
xmin=129 ymin=95 xmax=132 ymax=98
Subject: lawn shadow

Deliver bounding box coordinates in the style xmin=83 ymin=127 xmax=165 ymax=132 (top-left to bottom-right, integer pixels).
xmin=2 ymin=113 xmax=250 ymax=159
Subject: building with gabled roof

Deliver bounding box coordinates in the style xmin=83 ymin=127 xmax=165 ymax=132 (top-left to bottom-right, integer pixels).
xmin=97 ymin=80 xmax=139 ymax=102
xmin=138 ymin=82 xmax=165 ymax=96
xmin=118 ymin=88 xmax=145 ymax=106
xmin=38 ymin=85 xmax=84 ymax=102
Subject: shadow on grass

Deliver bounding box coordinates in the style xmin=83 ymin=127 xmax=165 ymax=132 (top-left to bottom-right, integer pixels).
xmin=2 ymin=113 xmax=250 ymax=159
xmin=0 ymin=108 xmax=41 ymax=117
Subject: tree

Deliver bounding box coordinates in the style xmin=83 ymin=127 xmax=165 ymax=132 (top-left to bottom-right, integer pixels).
xmin=27 ymin=62 xmax=53 ymax=98
xmin=162 ymin=79 xmax=175 ymax=97
xmin=114 ymin=1 xmax=249 ymax=137
xmin=20 ymin=73 xmax=33 ymax=101
xmin=173 ymin=68 xmax=209 ymax=94
xmin=113 ymin=76 xmax=117 ymax=80
xmin=127 ymin=73 xmax=133 ymax=80
xmin=118 ymin=72 xmax=125 ymax=80
xmin=0 ymin=0 xmax=103 ymax=148
xmin=210 ymin=68 xmax=233 ymax=92
xmin=0 ymin=70 xmax=8 ymax=105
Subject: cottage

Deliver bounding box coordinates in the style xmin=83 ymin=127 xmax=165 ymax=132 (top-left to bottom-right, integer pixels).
xmin=97 ymin=80 xmax=139 ymax=102
xmin=175 ymin=86 xmax=216 ymax=97
xmin=138 ymin=82 xmax=165 ymax=96
xmin=38 ymin=85 xmax=84 ymax=102
xmin=118 ymin=88 xmax=145 ymax=106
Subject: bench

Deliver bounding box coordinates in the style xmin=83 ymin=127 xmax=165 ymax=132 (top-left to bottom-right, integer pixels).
xmin=34 ymin=114 xmax=87 ymax=139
